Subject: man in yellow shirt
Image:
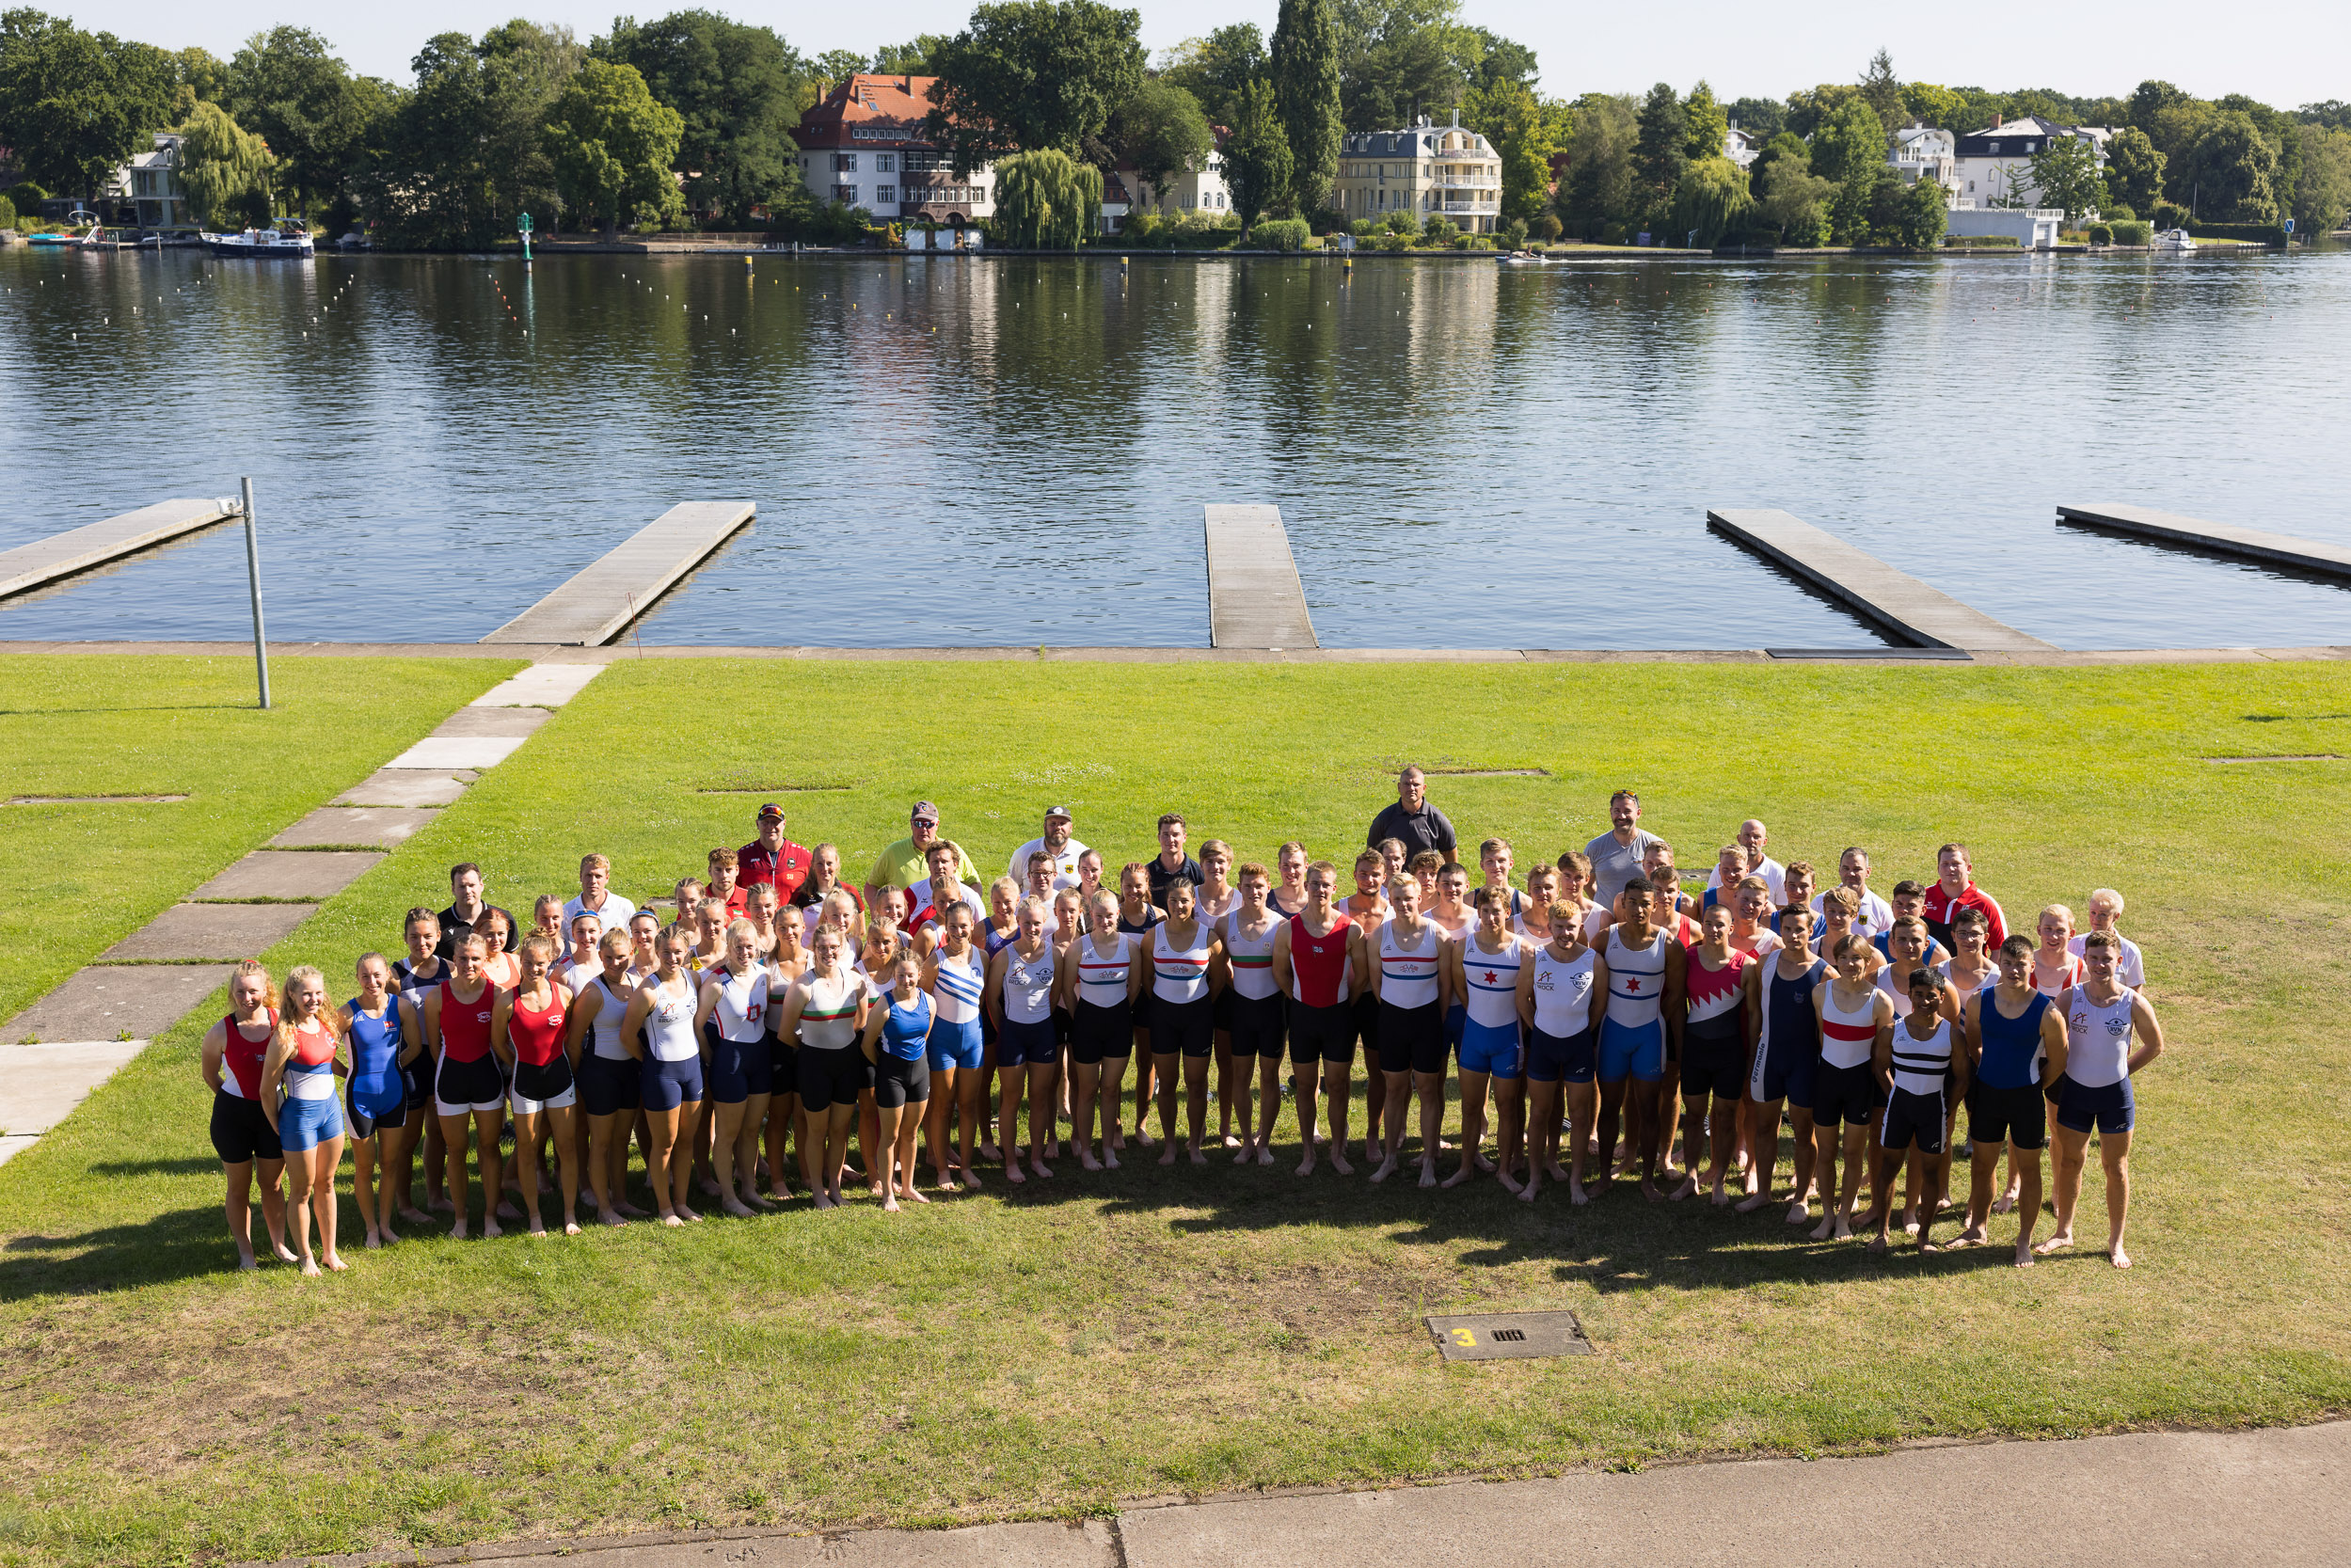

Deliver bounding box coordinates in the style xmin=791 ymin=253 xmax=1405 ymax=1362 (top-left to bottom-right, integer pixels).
xmin=863 ymin=800 xmax=980 ymax=921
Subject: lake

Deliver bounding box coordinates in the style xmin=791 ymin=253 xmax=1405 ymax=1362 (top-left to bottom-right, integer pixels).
xmin=2 ymin=244 xmax=2347 ymax=649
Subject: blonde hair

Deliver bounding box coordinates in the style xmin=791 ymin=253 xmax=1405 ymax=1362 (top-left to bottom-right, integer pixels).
xmin=2089 ymin=887 xmax=2125 ymax=916
xmin=275 ymin=964 xmax=338 ymax=1050
xmin=518 ymin=933 xmax=558 ymax=961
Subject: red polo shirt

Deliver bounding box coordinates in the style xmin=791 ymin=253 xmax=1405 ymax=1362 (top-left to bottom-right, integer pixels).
xmin=738 ymin=838 xmax=812 ymax=903
xmin=1919 ymin=880 xmax=2007 ymax=950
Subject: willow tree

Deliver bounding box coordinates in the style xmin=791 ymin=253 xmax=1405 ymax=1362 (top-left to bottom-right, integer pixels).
xmin=1666 ymin=154 xmax=1752 ymax=246
xmin=991 ymin=148 xmax=1101 ymax=248
xmin=175 ymin=100 xmax=274 ymax=227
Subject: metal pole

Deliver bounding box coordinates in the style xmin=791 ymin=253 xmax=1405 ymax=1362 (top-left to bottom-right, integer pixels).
xmin=241 ymin=477 xmax=270 ymax=709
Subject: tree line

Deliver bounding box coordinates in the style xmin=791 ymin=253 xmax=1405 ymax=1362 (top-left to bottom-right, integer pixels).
xmin=1 ymin=5 xmax=2343 ymax=249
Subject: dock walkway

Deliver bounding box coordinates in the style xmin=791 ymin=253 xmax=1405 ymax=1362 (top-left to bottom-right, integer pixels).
xmin=1708 ymin=509 xmax=2056 ymax=654
xmin=482 ymin=502 xmax=754 ymax=645
xmin=2057 ymin=503 xmax=2351 ymax=580
xmin=0 ymin=498 xmax=239 ymax=601
xmin=1204 ymin=505 xmax=1317 ymax=649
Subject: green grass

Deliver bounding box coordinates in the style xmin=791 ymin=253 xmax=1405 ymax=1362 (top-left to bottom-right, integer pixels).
xmin=0 ymin=656 xmax=520 ymax=1029
xmin=2 ymin=657 xmax=2349 ymax=1566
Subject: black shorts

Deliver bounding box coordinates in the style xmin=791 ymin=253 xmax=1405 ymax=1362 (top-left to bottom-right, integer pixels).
xmin=209 ymin=1090 xmax=282 ymax=1164
xmin=798 ymin=1043 xmax=870 ymax=1115
xmin=1212 ymin=987 xmax=1235 ymax=1034
xmin=1151 ymin=995 xmax=1214 ymax=1059
xmin=769 ymin=1034 xmax=799 ymax=1098
xmin=1071 ymin=1000 xmax=1131 ymax=1067
xmin=1967 ymin=1082 xmax=2047 ymax=1150
xmin=1227 ymin=991 xmax=1286 ymax=1057
xmin=1287 ymin=999 xmax=1357 ymax=1065
xmin=1053 ymin=1006 xmax=1072 ymax=1047
xmin=872 ymin=1053 xmax=930 ymax=1109
xmin=1879 ymin=1086 xmax=1949 ymax=1154
xmin=398 ymin=1054 xmax=433 ymax=1112
xmin=1811 ymin=1061 xmax=1882 ymax=1127
xmin=1680 ymin=1018 xmax=1747 ymax=1102
xmin=578 ymin=1053 xmax=640 ymax=1117
xmin=1376 ymin=999 xmax=1447 ymax=1076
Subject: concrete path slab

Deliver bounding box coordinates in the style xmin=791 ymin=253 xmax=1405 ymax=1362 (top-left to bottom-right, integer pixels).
xmin=188 ymin=850 xmax=382 ymax=902
xmin=1708 ymin=509 xmax=2057 ymax=654
xmin=0 ymin=498 xmax=238 ymax=600
xmin=1204 ymin=504 xmax=1318 ymax=650
xmin=2058 ymin=502 xmax=2351 ymax=579
xmin=427 ymin=705 xmax=550 ymax=739
xmin=102 ymin=904 xmax=314 ymax=961
xmin=270 ymin=805 xmax=439 ymax=849
xmin=472 ymin=663 xmax=608 ymax=707
xmin=3 ymin=962 xmax=234 ymax=1043
xmin=384 ymin=736 xmax=528 ymax=771
xmin=0 ymin=1039 xmax=148 ymax=1135
xmin=482 ymin=502 xmax=755 ymax=645
xmin=0 ymin=1134 xmax=36 ymax=1168
xmin=334 ymin=768 xmax=472 ymax=808
xmin=281 ymin=1519 xmax=1116 ymax=1568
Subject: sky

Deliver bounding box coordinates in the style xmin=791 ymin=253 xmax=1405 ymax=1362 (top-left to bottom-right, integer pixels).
xmin=56 ymin=0 xmax=2351 ymax=108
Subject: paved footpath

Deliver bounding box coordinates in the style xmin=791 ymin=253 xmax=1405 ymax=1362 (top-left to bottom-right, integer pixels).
xmin=268 ymin=1419 xmax=2348 ymax=1568
xmin=0 ymin=662 xmax=605 ymax=1165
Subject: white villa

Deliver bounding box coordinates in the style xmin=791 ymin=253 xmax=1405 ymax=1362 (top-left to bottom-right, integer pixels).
xmin=1950 ymin=115 xmax=2111 ymax=211
xmin=1331 ymin=112 xmax=1501 ymax=232
xmin=1889 ymin=123 xmax=1959 ymax=200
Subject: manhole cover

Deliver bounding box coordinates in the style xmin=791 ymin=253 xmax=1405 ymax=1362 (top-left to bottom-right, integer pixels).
xmin=1424 ymin=1310 xmax=1591 ymax=1361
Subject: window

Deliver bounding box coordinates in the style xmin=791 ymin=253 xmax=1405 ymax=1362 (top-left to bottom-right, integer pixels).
xmin=833 ymin=152 xmax=857 ymax=172
xmin=877 ymin=185 xmax=897 ymax=203
xmin=971 ymin=186 xmax=985 ymax=203
xmin=833 ymin=184 xmax=857 ymax=203
xmin=876 ymin=153 xmax=896 ymax=172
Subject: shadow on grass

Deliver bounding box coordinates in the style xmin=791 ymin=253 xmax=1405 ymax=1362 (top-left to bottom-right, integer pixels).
xmin=86 ymin=1157 xmax=219 ymax=1178
xmin=0 ymin=1203 xmax=236 ymax=1296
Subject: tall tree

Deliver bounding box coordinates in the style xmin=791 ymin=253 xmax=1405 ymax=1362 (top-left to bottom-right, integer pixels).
xmin=1464 ymin=77 xmax=1552 ymax=227
xmin=1553 ymin=89 xmax=1633 ymax=228
xmin=544 ymin=57 xmax=684 ymax=235
xmin=597 ymin=11 xmax=807 ymax=226
xmin=1857 ymin=48 xmax=1902 ymax=132
xmin=1810 ymin=96 xmax=1885 ymax=243
xmin=224 ymin=28 xmax=386 ymax=215
xmin=991 ymin=145 xmax=1101 ymax=245
xmin=1460 ymin=26 xmax=1533 ymax=92
xmin=1682 ymin=78 xmax=1726 ymax=162
xmin=2179 ymin=109 xmax=2279 ymax=221
xmin=1270 ymin=0 xmax=1340 ymax=214
xmin=873 ymin=35 xmax=950 ymax=75
xmin=811 ymin=49 xmax=867 ymax=89
xmin=2027 ymin=135 xmax=2105 ymax=221
xmin=1110 ymin=77 xmax=1212 ymax=209
xmin=1155 ymin=24 xmax=1263 ymax=128
xmin=1630 ymin=81 xmax=1685 ymax=222
xmin=0 ymin=8 xmax=176 ymax=198
xmin=1219 ymin=76 xmax=1290 ymax=225
xmin=2102 ymin=125 xmax=2166 ymax=215
xmin=1666 ymin=154 xmax=1749 ymax=246
xmin=1332 ymin=0 xmax=1468 ymax=132
xmin=356 ymin=24 xmax=576 ymax=249
xmin=174 ymin=100 xmax=273 ymax=225
xmin=1756 ymin=155 xmax=1833 ymax=244
xmin=1726 ymin=95 xmax=1783 ymax=141
xmin=923 ymin=0 xmax=1145 ymax=176
xmin=2290 ymin=124 xmax=2351 ymax=235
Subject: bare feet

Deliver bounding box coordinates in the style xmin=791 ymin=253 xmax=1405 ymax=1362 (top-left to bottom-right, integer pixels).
xmin=1007 ymin=1161 xmax=1028 ymax=1183
xmin=1255 ymin=1144 xmax=1274 ymax=1166
xmin=430 ymin=1194 xmax=455 ymax=1214
xmin=1032 ymin=1155 xmax=1055 ymax=1179
xmin=1080 ymin=1148 xmax=1103 ymax=1173
xmin=1671 ymin=1175 xmax=1699 ymax=1201
xmin=1517 ymin=1179 xmax=1538 ymax=1204
xmin=1641 ymin=1179 xmax=1665 ymax=1202
xmin=300 ymin=1258 xmax=321 ymax=1276
xmin=482 ymin=1217 xmax=505 ymax=1239
xmin=1498 ymin=1167 xmax=1523 ymax=1196
xmin=2109 ymin=1244 xmax=2132 ymax=1269
xmin=271 ymin=1240 xmax=299 ymax=1263
xmin=1329 ymin=1148 xmax=1355 ymax=1176
xmin=1418 ymin=1159 xmax=1439 ymax=1190
xmin=399 ymin=1206 xmax=433 ymax=1226
xmin=1441 ymin=1164 xmax=1473 ymax=1189
xmin=1867 ymin=1234 xmax=1889 ymax=1254
xmin=1370 ymin=1155 xmax=1398 ymax=1184
xmin=450 ymin=1219 xmax=469 ymax=1241
xmin=527 ymin=1217 xmax=548 ymax=1237
xmin=235 ymin=1251 xmax=260 ymax=1272
xmin=810 ymin=1191 xmax=835 ymax=1211
xmin=2034 ymin=1230 xmax=2074 ymax=1256
xmin=2012 ymin=1243 xmax=2035 ymax=1267
xmin=902 ymin=1185 xmax=930 ymax=1205
xmin=497 ymin=1199 xmax=524 ymax=1222
xmin=1733 ymin=1189 xmax=1773 ymax=1213
xmin=1900 ymin=1208 xmax=1920 ymax=1236
xmin=1569 ymin=1182 xmax=1590 ymax=1206
xmin=1295 ymin=1153 xmax=1317 ymax=1177
xmin=882 ymin=1196 xmax=901 ymax=1212
xmin=1786 ymin=1198 xmax=1812 ymax=1225
xmin=1709 ymin=1183 xmax=1733 ymax=1207
xmin=324 ymin=1251 xmax=347 ymax=1272
xmin=1948 ymin=1226 xmax=1985 ymax=1250
xmin=660 ymin=1212 xmax=684 ymax=1227
xmin=598 ymin=1207 xmax=627 ymax=1227
xmin=1189 ymin=1145 xmax=1208 ymax=1166
xmin=364 ymin=1231 xmax=385 ymax=1250
xmin=1102 ymin=1147 xmax=1120 ymax=1170
xmin=1223 ymin=1133 xmax=1243 ymax=1148
xmin=1157 ymin=1144 xmax=1176 ymax=1167
xmin=1235 ymin=1145 xmax=1257 ymax=1168
xmin=564 ymin=1218 xmax=582 ymax=1236
xmin=1992 ymin=1192 xmax=2018 ymax=1216
xmin=722 ymin=1196 xmax=755 ymax=1217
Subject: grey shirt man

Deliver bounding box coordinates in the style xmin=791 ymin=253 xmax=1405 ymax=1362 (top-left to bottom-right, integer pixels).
xmin=1584 ymin=828 xmax=1662 ymax=912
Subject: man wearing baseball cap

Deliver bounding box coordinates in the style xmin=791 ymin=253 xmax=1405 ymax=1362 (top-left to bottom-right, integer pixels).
xmin=738 ymin=803 xmax=812 ymax=905
xmin=863 ymin=800 xmax=981 ymax=922
xmin=1007 ymin=805 xmax=1088 ymax=891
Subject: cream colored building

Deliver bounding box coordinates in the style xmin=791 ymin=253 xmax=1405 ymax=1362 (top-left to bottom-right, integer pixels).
xmin=1332 ymin=113 xmax=1501 ymax=233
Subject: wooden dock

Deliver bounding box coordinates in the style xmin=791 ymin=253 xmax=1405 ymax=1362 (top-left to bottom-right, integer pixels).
xmin=0 ymin=498 xmax=239 ymax=601
xmin=1204 ymin=504 xmax=1317 ymax=649
xmin=1708 ymin=509 xmax=2057 ymax=654
xmin=2057 ymin=503 xmax=2351 ymax=580
xmin=482 ymin=501 xmax=755 ymax=645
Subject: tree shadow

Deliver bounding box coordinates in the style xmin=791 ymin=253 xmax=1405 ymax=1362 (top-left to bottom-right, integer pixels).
xmin=0 ymin=1203 xmax=252 ymax=1298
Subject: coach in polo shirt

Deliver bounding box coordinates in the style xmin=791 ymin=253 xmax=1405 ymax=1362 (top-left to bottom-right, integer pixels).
xmin=1007 ymin=804 xmax=1087 ymax=889
xmin=1365 ymin=766 xmax=1456 ymax=863
xmin=863 ymin=800 xmax=981 ymax=920
xmin=738 ymin=803 xmax=812 ymax=904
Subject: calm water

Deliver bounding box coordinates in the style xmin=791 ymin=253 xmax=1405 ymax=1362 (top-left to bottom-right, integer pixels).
xmin=2 ymin=245 xmax=2347 ymax=649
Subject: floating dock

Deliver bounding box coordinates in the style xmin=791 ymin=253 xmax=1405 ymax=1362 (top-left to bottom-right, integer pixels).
xmin=482 ymin=501 xmax=755 ymax=645
xmin=2057 ymin=503 xmax=2351 ymax=581
xmin=1707 ymin=509 xmax=2057 ymax=655
xmin=0 ymin=498 xmax=240 ymax=601
xmin=1204 ymin=504 xmax=1317 ymax=649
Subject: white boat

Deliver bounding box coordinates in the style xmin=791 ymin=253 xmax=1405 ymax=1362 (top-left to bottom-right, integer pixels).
xmin=2153 ymin=229 xmax=2196 ymax=252
xmin=204 ymin=221 xmax=315 ymax=259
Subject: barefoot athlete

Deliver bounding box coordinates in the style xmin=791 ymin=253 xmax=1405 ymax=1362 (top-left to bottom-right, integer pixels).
xmin=989 ymin=895 xmax=1062 ymax=1182
xmin=1342 ymin=849 xmax=1393 ymax=1165
xmin=1954 ymin=934 xmax=2069 ymax=1263
xmin=1739 ymin=904 xmax=1824 ymax=1222
xmin=1447 ymin=886 xmax=1529 ymax=1191
xmin=421 ymin=933 xmax=507 ymax=1240
xmin=1676 ymin=905 xmax=1751 ymax=1205
xmin=1517 ymin=902 xmax=1599 ymax=1204
xmin=1146 ymin=879 xmax=1222 ymax=1164
xmin=618 ymin=926 xmax=705 ymax=1227
xmin=494 ymin=935 xmax=580 ymax=1236
xmin=1596 ymin=877 xmax=1682 ymax=1202
xmin=1275 ymin=861 xmax=1366 ymax=1177
xmin=1866 ymin=966 xmax=1970 ymax=1255
xmin=2039 ymin=931 xmax=2166 ymax=1268
xmin=259 ymin=966 xmax=346 ymax=1276
xmin=1810 ymin=935 xmax=1894 ymax=1243
xmin=2071 ymin=888 xmax=2146 ymax=992
xmin=341 ymin=953 xmax=413 ymax=1251
xmin=777 ymin=927 xmax=873 ymax=1209
xmin=694 ymin=920 xmax=771 ymax=1218
xmin=922 ymin=904 xmax=990 ymax=1190
xmin=1062 ymin=890 xmax=1141 ymax=1170
xmin=566 ymin=929 xmax=644 ymax=1224
xmin=1371 ymin=874 xmax=1445 ymax=1187
xmin=390 ymin=909 xmax=449 ymax=1219
xmin=863 ymin=952 xmax=934 ymax=1212
xmin=1219 ymin=863 xmax=1288 ymax=1166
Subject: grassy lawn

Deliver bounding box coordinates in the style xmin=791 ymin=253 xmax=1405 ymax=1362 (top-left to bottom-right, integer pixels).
xmin=1 ymin=657 xmax=2347 ymax=1567
xmin=0 ymin=656 xmax=519 ymax=1030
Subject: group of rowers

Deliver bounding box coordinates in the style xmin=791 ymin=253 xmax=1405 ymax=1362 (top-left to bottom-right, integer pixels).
xmin=199 ymin=774 xmax=2163 ymax=1276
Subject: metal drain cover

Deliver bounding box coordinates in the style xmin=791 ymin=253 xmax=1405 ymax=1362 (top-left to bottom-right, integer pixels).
xmin=1424 ymin=1310 xmax=1591 ymax=1361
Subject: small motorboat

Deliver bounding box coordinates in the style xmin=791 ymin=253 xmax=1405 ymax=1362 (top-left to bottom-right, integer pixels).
xmin=2152 ymin=229 xmax=2196 ymax=252
xmin=205 ymin=220 xmax=315 ymax=258
xmin=26 ymin=219 xmax=98 ymax=247
xmin=1498 ymin=249 xmax=1549 ymax=263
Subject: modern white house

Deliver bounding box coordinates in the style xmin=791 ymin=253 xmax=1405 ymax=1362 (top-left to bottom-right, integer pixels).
xmin=1331 ymin=112 xmax=1501 ymax=232
xmin=1946 ymin=206 xmax=2066 ymax=248
xmin=1888 ymin=123 xmax=1959 ymax=201
xmin=1121 ymin=136 xmax=1234 ymax=222
xmin=1951 ymin=115 xmax=2109 ymax=211
xmin=789 ymin=73 xmax=996 ymax=228
xmin=1724 ymin=124 xmax=1762 ymax=171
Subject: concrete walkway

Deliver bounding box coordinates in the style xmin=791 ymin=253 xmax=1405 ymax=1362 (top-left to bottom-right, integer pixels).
xmin=0 ymin=661 xmax=607 ymax=1166
xmin=261 ymin=1420 xmax=2350 ymax=1568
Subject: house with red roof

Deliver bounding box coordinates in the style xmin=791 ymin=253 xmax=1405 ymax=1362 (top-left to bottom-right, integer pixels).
xmin=791 ymin=73 xmax=997 ymax=228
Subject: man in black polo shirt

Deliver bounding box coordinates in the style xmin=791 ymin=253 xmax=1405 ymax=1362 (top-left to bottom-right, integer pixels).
xmin=436 ymin=862 xmax=517 ymax=959
xmin=1366 ymin=767 xmax=1456 ymax=863
xmin=1146 ymin=814 xmax=1202 ymax=908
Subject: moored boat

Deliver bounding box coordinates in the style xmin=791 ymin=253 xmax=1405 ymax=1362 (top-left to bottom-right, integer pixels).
xmin=204 ymin=220 xmax=315 ymax=259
